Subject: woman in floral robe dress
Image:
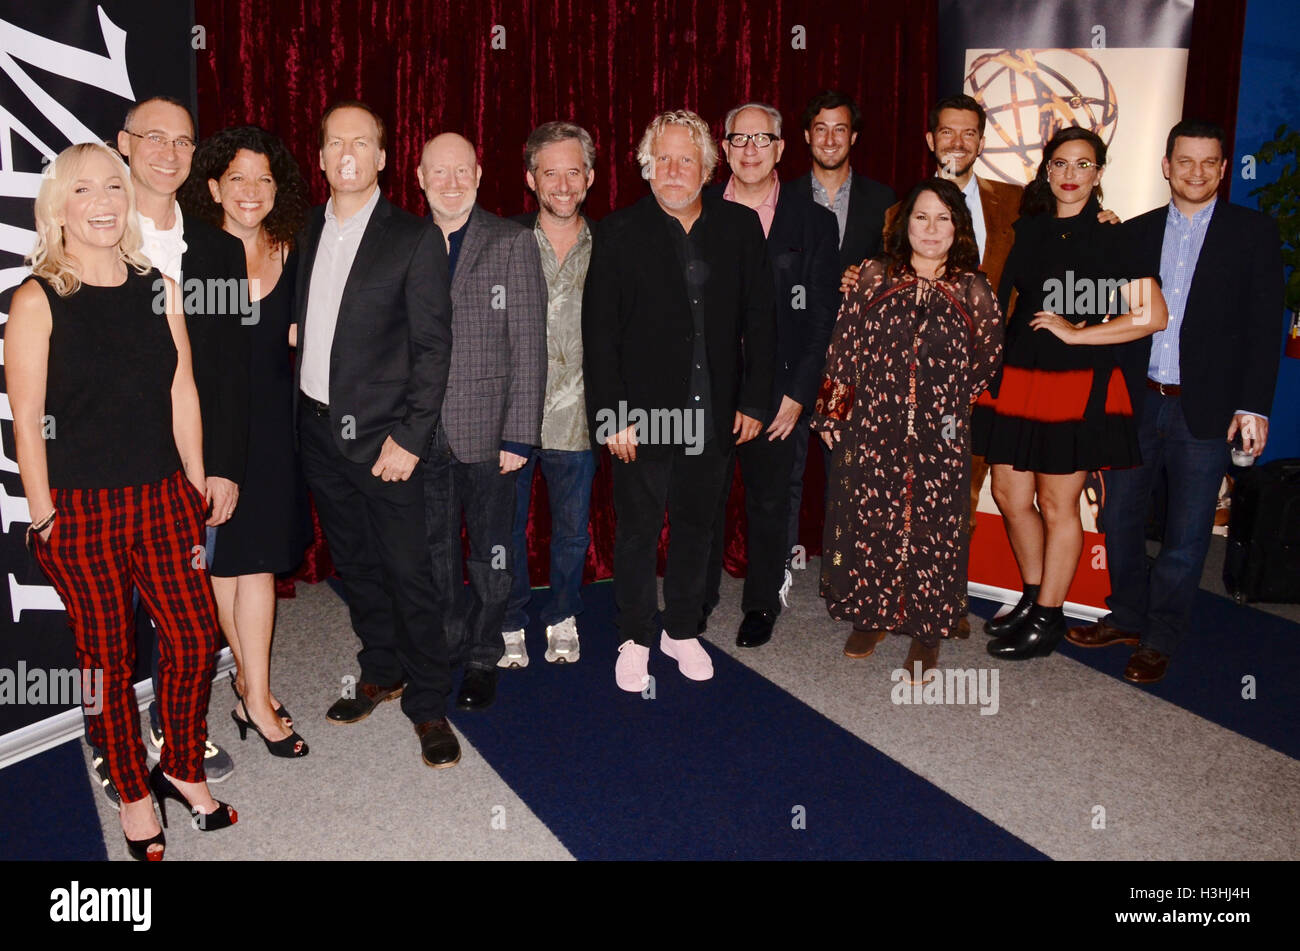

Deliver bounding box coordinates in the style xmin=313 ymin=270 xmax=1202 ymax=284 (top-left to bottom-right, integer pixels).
xmin=812 ymin=179 xmax=1003 ymax=682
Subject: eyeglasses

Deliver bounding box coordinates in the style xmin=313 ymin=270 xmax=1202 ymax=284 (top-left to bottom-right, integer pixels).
xmin=725 ymin=132 xmax=780 ymax=149
xmin=1047 ymin=158 xmax=1099 ymax=174
xmin=123 ymin=130 xmax=196 ymax=153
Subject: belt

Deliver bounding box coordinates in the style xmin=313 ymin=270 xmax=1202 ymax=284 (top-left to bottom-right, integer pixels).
xmin=1146 ymin=378 xmax=1181 ymax=397
xmin=300 ymin=393 xmax=330 ymax=416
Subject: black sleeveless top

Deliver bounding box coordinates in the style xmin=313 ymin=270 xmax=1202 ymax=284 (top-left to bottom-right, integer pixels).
xmin=38 ymin=267 xmax=181 ymax=488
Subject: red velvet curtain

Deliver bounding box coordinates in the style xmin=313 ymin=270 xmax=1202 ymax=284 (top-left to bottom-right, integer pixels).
xmin=1183 ymin=0 xmax=1247 ymax=183
xmin=196 ymin=0 xmax=940 ymax=588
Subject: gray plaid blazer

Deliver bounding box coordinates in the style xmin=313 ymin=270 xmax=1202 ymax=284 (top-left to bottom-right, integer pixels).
xmin=441 ymin=204 xmax=547 ymax=464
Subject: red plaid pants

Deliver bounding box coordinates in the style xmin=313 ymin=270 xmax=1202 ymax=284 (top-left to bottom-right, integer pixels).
xmin=33 ymin=469 xmax=219 ymax=803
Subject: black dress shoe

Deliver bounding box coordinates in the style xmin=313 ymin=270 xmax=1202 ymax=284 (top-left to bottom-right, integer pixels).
xmin=456 ymin=668 xmax=498 ymax=711
xmin=415 ymin=719 xmax=461 ymax=768
xmin=736 ymin=610 xmax=776 ymax=648
xmin=326 ymin=679 xmax=405 ymax=724
xmin=984 ymin=583 xmax=1040 ymax=637
xmin=987 ymin=603 xmax=1067 ymax=660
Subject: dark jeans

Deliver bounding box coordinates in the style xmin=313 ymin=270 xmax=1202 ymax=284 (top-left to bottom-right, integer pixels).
xmin=504 ymin=448 xmax=596 ymax=631
xmin=786 ymin=411 xmax=822 ymax=560
xmin=704 ymin=430 xmax=797 ymax=616
xmin=425 ymin=425 xmax=519 ymax=671
xmin=299 ymin=406 xmax=450 ymax=723
xmin=612 ymin=441 xmax=732 ymax=646
xmin=1101 ymin=392 xmax=1229 ymax=657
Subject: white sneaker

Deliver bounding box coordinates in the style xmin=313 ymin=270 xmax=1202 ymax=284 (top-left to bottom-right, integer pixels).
xmin=544 ymin=616 xmax=581 ymax=664
xmin=499 ymin=629 xmax=529 ymax=669
xmin=778 ymin=568 xmax=794 ymax=608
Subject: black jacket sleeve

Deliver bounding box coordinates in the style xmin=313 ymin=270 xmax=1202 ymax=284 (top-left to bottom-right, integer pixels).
xmin=389 ymin=221 xmax=453 ymax=457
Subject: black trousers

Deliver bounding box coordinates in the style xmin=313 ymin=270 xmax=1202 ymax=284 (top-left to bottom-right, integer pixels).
xmin=611 ymin=440 xmax=731 ymax=646
xmin=299 ymin=404 xmax=451 ymax=722
xmin=704 ymin=429 xmax=797 ymax=616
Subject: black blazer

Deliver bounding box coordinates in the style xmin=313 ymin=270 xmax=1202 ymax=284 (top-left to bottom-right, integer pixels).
xmin=703 ymin=183 xmax=840 ymax=419
xmin=1118 ymin=201 xmax=1284 ymax=440
xmin=181 ymin=217 xmax=250 ymax=484
xmin=788 ymin=170 xmax=896 ymax=271
xmin=293 ymin=193 xmax=453 ymax=464
xmin=582 ymin=194 xmax=776 ymax=457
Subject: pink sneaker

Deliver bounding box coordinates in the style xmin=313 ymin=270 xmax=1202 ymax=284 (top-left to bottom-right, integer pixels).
xmin=615 ymin=640 xmax=650 ymax=692
xmin=659 ymin=631 xmax=714 ymax=681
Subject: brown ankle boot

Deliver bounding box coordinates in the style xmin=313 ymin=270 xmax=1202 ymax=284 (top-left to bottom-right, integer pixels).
xmin=844 ymin=627 xmax=890 ymax=658
xmin=902 ymin=638 xmax=939 ymax=684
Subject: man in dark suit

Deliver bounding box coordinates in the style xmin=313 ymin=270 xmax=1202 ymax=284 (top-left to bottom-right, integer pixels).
xmin=418 ymin=133 xmax=547 ymax=711
xmin=583 ymin=110 xmax=776 ymax=692
xmin=1068 ymin=119 xmax=1285 ymax=684
xmin=701 ymin=101 xmax=839 ymax=648
xmin=116 ymin=95 xmax=247 ymax=784
xmin=296 ymin=101 xmax=460 ymax=767
xmin=787 ymin=90 xmax=896 ymax=272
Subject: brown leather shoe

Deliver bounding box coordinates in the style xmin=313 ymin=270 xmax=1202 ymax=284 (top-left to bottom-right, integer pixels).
xmin=844 ymin=627 xmax=890 ymax=658
xmin=415 ymin=718 xmax=461 ymax=768
xmin=325 ymin=679 xmax=405 ymax=724
xmin=902 ymin=638 xmax=939 ymax=684
xmin=1066 ymin=618 xmax=1141 ymax=649
xmin=1123 ymin=647 xmax=1170 ymax=684
xmin=953 ymin=615 xmax=971 ymax=639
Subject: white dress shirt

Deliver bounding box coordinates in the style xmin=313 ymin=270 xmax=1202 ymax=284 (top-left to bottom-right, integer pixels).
xmin=961 ymin=175 xmax=987 ymax=264
xmin=299 ymin=186 xmax=381 ymax=404
xmin=137 ymin=201 xmax=187 ymax=284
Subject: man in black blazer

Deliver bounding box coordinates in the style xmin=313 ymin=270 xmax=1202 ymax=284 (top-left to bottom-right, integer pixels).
xmin=787 ymin=90 xmax=896 ymax=272
xmin=701 ymin=102 xmax=839 ymax=648
xmin=583 ymin=110 xmax=776 ymax=692
xmin=1068 ymin=120 xmax=1285 ymax=684
xmin=295 ymin=101 xmax=460 ymax=767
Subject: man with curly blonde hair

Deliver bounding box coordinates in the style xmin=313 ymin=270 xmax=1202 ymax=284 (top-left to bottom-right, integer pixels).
xmin=583 ymin=110 xmax=776 ymax=692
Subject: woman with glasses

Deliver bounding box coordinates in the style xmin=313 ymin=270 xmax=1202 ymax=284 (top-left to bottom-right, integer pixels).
xmin=972 ymin=126 xmax=1168 ymax=659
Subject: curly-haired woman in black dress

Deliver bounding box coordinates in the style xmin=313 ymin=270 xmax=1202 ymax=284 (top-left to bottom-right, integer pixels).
xmin=180 ymin=127 xmax=311 ymax=756
xmin=973 ymin=127 xmax=1168 ymax=660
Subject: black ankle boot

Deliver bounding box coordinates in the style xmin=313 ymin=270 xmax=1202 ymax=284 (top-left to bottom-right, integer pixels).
xmin=986 ymin=603 xmax=1066 ymax=660
xmin=983 ymin=584 xmax=1040 ymax=637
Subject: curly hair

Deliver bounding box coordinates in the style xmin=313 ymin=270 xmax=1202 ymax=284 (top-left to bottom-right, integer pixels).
xmin=635 ymin=110 xmax=719 ymax=183
xmin=881 ymin=178 xmax=980 ymax=279
xmin=179 ymin=125 xmax=308 ymax=249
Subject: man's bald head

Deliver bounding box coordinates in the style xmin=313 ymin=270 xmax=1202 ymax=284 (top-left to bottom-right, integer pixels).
xmin=418 ymin=133 xmax=482 ymax=227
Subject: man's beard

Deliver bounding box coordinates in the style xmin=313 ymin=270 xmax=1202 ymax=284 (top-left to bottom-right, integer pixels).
xmin=812 ymin=151 xmax=848 ymax=173
xmin=539 ymin=193 xmax=584 ymax=220
xmin=936 ymin=151 xmax=977 ymax=180
xmin=652 ymin=183 xmax=703 ymax=210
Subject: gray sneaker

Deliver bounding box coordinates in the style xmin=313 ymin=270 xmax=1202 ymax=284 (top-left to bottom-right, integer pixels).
xmin=88 ymin=745 xmax=120 ymax=811
xmin=148 ymin=721 xmax=234 ymax=783
xmin=544 ymin=616 xmax=581 ymax=664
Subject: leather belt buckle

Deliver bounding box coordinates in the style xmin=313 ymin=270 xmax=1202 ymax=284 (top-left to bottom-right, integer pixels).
xmin=301 ymin=393 xmax=330 ymax=417
xmin=1145 ymin=378 xmax=1181 ymax=397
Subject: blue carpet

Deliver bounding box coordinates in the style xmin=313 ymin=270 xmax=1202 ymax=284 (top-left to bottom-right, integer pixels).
xmin=969 ymin=592 xmax=1300 ymax=760
xmin=0 ymin=740 xmax=107 ymax=861
xmin=451 ymin=582 xmax=1046 ymax=860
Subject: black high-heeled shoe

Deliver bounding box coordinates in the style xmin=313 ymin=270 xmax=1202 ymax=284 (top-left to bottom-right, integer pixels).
xmin=984 ymin=583 xmax=1040 ymax=637
xmin=229 ymin=670 xmax=292 ymax=727
xmin=232 ymin=699 xmax=309 ymax=758
xmin=986 ymin=603 xmax=1067 ymax=660
xmin=124 ymin=803 xmax=166 ymax=862
xmin=147 ymin=765 xmax=238 ymax=831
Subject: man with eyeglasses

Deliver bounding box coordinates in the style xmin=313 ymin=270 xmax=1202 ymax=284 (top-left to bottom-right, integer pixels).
xmin=106 ymin=95 xmax=249 ymax=792
xmin=700 ymin=102 xmax=839 ymax=648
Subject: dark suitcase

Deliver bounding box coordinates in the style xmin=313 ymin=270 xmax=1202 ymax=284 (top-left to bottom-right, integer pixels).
xmin=1223 ymin=457 xmax=1300 ymax=604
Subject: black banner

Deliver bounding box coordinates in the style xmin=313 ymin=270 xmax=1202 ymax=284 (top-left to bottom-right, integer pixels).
xmin=0 ymin=2 xmax=196 ymax=736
